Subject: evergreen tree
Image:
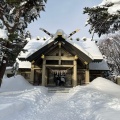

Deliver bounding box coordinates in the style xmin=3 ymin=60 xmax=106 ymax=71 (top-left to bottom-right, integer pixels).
xmin=6 ymin=31 xmax=29 ymax=66
xmin=0 ymin=0 xmax=47 ymax=86
xmin=83 ymin=2 xmax=120 ymax=37
xmin=0 ymin=0 xmax=47 ymax=34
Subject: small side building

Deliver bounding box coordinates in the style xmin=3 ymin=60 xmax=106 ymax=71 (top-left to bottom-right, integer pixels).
xmin=18 ymin=29 xmax=109 ymax=87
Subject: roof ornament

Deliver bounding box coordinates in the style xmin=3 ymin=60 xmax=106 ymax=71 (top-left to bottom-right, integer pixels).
xmin=76 ymin=38 xmax=80 ymax=41
xmin=36 ymin=36 xmax=40 ymax=40
xmin=43 ymin=36 xmax=46 ymax=40
xmin=39 ymin=28 xmax=80 ymax=39
xmin=39 ymin=28 xmax=54 ymax=38
xmin=68 ymin=29 xmax=80 ymax=38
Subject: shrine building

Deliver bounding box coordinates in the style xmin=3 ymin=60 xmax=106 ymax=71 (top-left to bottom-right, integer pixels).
xmin=18 ymin=29 xmax=109 ymax=87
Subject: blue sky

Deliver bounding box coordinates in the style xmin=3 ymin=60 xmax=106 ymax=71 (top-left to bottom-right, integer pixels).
xmin=27 ymin=0 xmax=102 ymax=39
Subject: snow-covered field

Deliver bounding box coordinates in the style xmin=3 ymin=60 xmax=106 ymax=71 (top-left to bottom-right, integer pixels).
xmin=0 ymin=75 xmax=120 ymax=120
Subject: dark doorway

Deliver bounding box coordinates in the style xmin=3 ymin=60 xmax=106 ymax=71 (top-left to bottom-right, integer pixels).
xmin=54 ymin=73 xmax=66 ymax=86
xmin=47 ymin=68 xmax=72 ymax=87
xmin=34 ymin=69 xmax=42 ymax=85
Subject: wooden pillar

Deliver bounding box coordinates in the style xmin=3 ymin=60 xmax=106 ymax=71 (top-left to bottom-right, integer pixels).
xmin=73 ymin=60 xmax=77 ymax=87
xmin=42 ymin=59 xmax=46 ymax=86
xmin=58 ymin=42 xmax=61 ymax=65
xmin=30 ymin=64 xmax=34 ymax=84
xmin=85 ymin=64 xmax=90 ymax=84
xmin=0 ymin=57 xmax=8 ymax=87
xmin=45 ymin=68 xmax=48 ymax=85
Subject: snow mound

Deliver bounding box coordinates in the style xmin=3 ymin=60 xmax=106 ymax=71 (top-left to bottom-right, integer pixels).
xmin=0 ymin=75 xmax=33 ymax=92
xmin=88 ymin=77 xmax=120 ymax=97
xmin=3 ymin=75 xmax=8 ymax=79
xmin=1 ymin=77 xmax=120 ymax=120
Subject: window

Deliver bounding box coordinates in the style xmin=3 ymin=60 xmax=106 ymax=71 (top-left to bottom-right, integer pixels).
xmin=61 ymin=61 xmax=73 ymax=65
xmin=56 ymin=53 xmax=59 ymax=56
xmin=61 ymin=53 xmax=64 ymax=56
xmin=46 ymin=60 xmax=59 ymax=65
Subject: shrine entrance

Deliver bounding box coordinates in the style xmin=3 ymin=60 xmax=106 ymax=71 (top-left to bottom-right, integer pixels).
xmin=47 ymin=68 xmax=73 ymax=87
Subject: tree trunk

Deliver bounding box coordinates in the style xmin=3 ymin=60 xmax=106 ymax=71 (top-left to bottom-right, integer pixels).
xmin=0 ymin=57 xmax=8 ymax=87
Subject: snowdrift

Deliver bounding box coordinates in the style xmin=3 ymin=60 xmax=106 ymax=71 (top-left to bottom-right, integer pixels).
xmin=1 ymin=76 xmax=120 ymax=120
xmin=66 ymin=77 xmax=120 ymax=120
xmin=88 ymin=77 xmax=120 ymax=97
xmin=0 ymin=75 xmax=33 ymax=92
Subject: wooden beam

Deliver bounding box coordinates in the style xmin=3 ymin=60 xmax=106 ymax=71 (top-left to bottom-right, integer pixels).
xmin=45 ymin=56 xmax=74 ymax=60
xmin=45 ymin=65 xmax=73 ymax=67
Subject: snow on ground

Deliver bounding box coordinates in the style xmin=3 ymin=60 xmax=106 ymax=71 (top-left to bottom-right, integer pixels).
xmin=88 ymin=77 xmax=120 ymax=97
xmin=0 ymin=76 xmax=120 ymax=120
xmin=0 ymin=75 xmax=33 ymax=92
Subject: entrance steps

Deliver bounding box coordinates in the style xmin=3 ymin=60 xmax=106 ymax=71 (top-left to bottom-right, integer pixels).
xmin=48 ymin=87 xmax=71 ymax=93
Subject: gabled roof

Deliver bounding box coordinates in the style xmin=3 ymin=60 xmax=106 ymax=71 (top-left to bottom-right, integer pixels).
xmin=18 ymin=29 xmax=103 ymax=64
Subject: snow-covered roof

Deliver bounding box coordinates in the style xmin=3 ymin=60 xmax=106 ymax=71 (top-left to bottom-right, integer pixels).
xmin=89 ymin=60 xmax=109 ymax=70
xmin=0 ymin=29 xmax=8 ymax=39
xmin=66 ymin=39 xmax=93 ymax=60
xmin=17 ymin=58 xmax=31 ymax=69
xmin=99 ymin=0 xmax=120 ymax=14
xmin=72 ymin=39 xmax=103 ymax=60
xmin=18 ymin=37 xmax=53 ymax=59
xmin=18 ymin=37 xmax=103 ymax=61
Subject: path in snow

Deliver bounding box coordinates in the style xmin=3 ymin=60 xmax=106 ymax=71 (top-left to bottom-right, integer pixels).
xmin=1 ymin=76 xmax=120 ymax=120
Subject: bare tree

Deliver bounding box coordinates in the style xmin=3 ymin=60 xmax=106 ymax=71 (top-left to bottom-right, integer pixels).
xmin=98 ymin=32 xmax=120 ymax=75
